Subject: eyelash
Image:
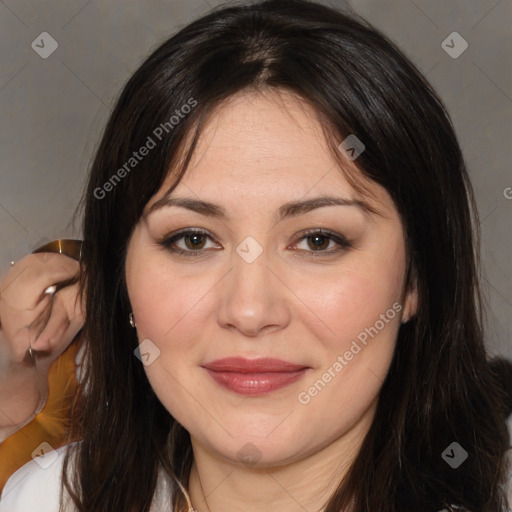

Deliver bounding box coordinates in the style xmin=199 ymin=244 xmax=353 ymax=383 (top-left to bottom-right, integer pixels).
xmin=158 ymin=228 xmax=352 ymax=258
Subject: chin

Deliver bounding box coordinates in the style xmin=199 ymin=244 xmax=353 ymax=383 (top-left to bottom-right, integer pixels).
xmin=195 ymin=424 xmax=309 ymax=467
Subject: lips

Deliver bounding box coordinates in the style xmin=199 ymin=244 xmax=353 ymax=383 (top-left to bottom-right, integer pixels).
xmin=202 ymin=357 xmax=310 ymax=395
xmin=202 ymin=357 xmax=307 ymax=373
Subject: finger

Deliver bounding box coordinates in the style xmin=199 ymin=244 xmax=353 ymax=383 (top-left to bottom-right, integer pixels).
xmin=31 ymin=296 xmax=70 ymax=353
xmin=0 ymin=294 xmax=52 ymax=361
xmin=31 ymin=286 xmax=84 ymax=356
xmin=60 ymin=282 xmax=85 ymax=326
xmin=24 ymin=254 xmax=79 ymax=299
xmin=3 ymin=253 xmax=79 ymax=293
xmin=26 ymin=298 xmax=53 ymax=344
xmin=29 ymin=283 xmax=84 ymax=344
xmin=0 ymin=255 xmax=80 ymax=311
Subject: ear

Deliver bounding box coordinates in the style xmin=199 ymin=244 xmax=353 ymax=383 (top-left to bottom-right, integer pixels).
xmin=401 ymin=266 xmax=418 ymax=324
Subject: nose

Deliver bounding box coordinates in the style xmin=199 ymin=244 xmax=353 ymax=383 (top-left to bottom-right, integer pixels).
xmin=216 ymin=245 xmax=291 ymax=337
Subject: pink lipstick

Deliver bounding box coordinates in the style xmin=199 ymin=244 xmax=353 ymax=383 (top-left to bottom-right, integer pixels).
xmin=202 ymin=357 xmax=309 ymax=395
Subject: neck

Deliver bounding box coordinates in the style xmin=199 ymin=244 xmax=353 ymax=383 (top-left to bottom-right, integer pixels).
xmin=186 ymin=407 xmax=373 ymax=512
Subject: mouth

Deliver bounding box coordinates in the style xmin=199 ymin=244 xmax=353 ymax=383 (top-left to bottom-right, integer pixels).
xmin=201 ymin=357 xmax=310 ymax=395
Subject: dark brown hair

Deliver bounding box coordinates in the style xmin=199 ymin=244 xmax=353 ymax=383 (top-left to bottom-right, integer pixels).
xmin=65 ymin=1 xmax=512 ymax=510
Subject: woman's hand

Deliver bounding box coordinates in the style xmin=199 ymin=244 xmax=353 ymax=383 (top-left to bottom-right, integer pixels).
xmin=0 ymin=253 xmax=85 ymax=442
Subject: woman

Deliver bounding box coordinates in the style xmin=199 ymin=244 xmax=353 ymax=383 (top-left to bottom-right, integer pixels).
xmin=1 ymin=0 xmax=511 ymax=510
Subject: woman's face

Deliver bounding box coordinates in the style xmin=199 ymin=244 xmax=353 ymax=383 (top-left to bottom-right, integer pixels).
xmin=125 ymin=90 xmax=417 ymax=467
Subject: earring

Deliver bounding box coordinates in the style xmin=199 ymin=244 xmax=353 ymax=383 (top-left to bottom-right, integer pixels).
xmin=129 ymin=312 xmax=136 ymax=328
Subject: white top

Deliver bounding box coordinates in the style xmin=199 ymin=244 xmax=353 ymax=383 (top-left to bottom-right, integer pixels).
xmin=0 ymin=444 xmax=70 ymax=512
xmin=2 ymin=444 xmax=512 ymax=511
xmin=0 ymin=443 xmax=175 ymax=512
xmin=0 ymin=444 xmax=68 ymax=512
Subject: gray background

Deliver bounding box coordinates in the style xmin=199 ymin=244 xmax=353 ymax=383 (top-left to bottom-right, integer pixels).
xmin=1 ymin=0 xmax=511 ymax=361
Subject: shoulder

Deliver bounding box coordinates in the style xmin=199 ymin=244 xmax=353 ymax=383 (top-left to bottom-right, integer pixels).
xmin=0 ymin=441 xmax=176 ymax=512
xmin=0 ymin=443 xmax=73 ymax=512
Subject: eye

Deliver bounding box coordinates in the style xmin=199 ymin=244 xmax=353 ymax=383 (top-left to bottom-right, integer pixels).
xmin=159 ymin=228 xmax=351 ymax=258
xmin=291 ymin=229 xmax=351 ymax=256
xmin=159 ymin=229 xmax=220 ymax=257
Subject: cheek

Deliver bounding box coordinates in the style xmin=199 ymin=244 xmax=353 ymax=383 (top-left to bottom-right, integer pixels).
xmin=125 ymin=259 xmax=213 ymax=420
xmin=300 ymin=253 xmax=405 ymax=354
xmin=126 ymin=254 xmax=219 ymax=358
xmin=293 ymin=245 xmax=405 ymax=405
xmin=299 ymin=275 xmax=401 ymax=414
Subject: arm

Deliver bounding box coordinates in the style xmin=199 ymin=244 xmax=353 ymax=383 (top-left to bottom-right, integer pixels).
xmin=0 ymin=253 xmax=84 ymax=442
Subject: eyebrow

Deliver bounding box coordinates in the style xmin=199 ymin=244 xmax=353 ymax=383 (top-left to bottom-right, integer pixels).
xmin=144 ymin=194 xmax=378 ymax=223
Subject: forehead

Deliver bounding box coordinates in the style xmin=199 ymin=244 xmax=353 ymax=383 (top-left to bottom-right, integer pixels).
xmin=146 ymin=89 xmax=392 ymax=218
xmin=184 ymin=90 xmax=338 ymax=184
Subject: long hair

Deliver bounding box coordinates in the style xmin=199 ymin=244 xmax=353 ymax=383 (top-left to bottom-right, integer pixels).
xmin=63 ymin=1 xmax=512 ymax=510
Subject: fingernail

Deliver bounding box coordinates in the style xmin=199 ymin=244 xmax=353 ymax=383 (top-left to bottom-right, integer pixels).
xmin=44 ymin=285 xmax=57 ymax=295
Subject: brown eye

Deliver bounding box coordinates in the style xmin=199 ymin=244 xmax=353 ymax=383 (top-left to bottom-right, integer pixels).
xmin=292 ymin=229 xmax=351 ymax=257
xmin=159 ymin=229 xmax=219 ymax=257
xmin=306 ymin=233 xmax=331 ymax=251
xmin=183 ymin=232 xmax=207 ymax=250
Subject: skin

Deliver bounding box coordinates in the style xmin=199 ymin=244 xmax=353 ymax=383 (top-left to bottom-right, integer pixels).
xmin=125 ymin=89 xmax=418 ymax=512
xmin=0 ymin=254 xmax=83 ymax=442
